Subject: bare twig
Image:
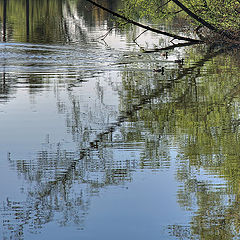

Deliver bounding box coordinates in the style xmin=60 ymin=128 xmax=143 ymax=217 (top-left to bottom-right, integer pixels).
xmin=172 ymin=9 xmax=183 ymax=15
xmin=156 ymin=0 xmax=172 ymax=12
xmin=133 ymin=29 xmax=148 ymax=42
xmin=98 ymin=22 xmax=129 ymax=40
xmin=98 ymin=27 xmax=115 ymax=40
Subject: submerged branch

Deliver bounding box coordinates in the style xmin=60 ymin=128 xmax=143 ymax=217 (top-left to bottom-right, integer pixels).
xmin=143 ymin=41 xmax=201 ymax=53
xmin=84 ymin=0 xmax=202 ymax=43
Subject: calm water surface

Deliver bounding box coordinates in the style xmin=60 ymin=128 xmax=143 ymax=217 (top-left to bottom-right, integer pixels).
xmin=1 ymin=0 xmax=240 ymax=239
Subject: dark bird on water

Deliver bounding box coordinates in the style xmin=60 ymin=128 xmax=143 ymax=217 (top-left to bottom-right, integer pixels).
xmin=174 ymin=58 xmax=184 ymax=64
xmin=153 ymin=66 xmax=164 ymax=74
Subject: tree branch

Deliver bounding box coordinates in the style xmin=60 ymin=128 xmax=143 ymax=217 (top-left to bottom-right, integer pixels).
xmin=84 ymin=0 xmax=202 ymax=43
xmin=171 ymin=0 xmax=237 ymax=41
xmin=143 ymin=41 xmax=200 ymax=53
xmin=133 ymin=29 xmax=148 ymax=42
xmin=156 ymin=0 xmax=172 ymax=12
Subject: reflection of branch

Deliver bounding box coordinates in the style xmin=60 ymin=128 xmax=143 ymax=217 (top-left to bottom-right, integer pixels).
xmin=84 ymin=0 xmax=202 ymax=43
xmin=173 ymin=45 xmax=234 ymax=83
xmin=98 ymin=27 xmax=115 ymax=40
xmin=33 ymin=45 xmax=234 ymax=201
xmin=35 ymin=150 xmax=87 ymax=198
xmin=116 ymin=45 xmax=237 ymax=126
xmin=106 ymin=46 xmax=233 ymax=135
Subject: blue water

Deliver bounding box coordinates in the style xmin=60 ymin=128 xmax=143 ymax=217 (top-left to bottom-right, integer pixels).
xmin=1 ymin=1 xmax=238 ymax=239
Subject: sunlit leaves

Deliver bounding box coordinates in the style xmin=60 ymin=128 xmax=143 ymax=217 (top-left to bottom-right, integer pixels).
xmin=120 ymin=0 xmax=240 ymax=34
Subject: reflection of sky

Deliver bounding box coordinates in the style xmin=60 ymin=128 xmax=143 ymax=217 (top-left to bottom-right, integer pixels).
xmin=0 ymin=65 xmax=194 ymax=239
xmin=78 ymin=172 xmax=189 ymax=240
xmin=23 ymin=157 xmax=191 ymax=240
xmin=0 ymin=90 xmax=70 ymax=154
xmin=1 ymin=1 xmax=236 ymax=239
xmin=0 ymin=161 xmax=25 ymax=202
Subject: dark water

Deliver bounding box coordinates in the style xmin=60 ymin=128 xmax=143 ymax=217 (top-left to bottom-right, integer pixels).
xmin=1 ymin=0 xmax=240 ymax=239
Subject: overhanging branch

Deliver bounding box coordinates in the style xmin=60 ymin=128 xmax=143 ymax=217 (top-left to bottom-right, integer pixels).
xmin=85 ymin=0 xmax=202 ymax=43
xmin=171 ymin=0 xmax=237 ymax=41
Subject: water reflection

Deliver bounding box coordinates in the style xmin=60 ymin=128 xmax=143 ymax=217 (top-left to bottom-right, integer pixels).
xmin=1 ymin=0 xmax=240 ymax=239
xmin=0 ymin=0 xmax=119 ymax=44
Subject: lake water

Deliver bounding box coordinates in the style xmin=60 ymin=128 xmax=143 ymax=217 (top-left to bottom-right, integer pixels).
xmin=1 ymin=0 xmax=240 ymax=239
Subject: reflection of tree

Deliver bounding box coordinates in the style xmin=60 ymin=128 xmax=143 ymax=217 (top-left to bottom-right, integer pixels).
xmin=2 ymin=0 xmax=7 ymax=41
xmin=0 ymin=69 xmax=17 ymax=102
xmin=1 ymin=73 xmax=133 ymax=239
xmin=117 ymin=45 xmax=240 ymax=239
xmin=0 ymin=0 xmax=122 ymax=102
xmin=2 ymin=2 xmax=240 ymax=237
xmin=171 ymin=48 xmax=240 ymax=239
xmin=3 ymin=135 xmax=133 ymax=239
xmin=2 ymin=41 xmax=240 ymax=239
xmin=0 ymin=0 xmax=120 ymax=43
xmin=0 ymin=0 xmax=140 ymax=239
xmin=2 ymin=156 xmax=92 ymax=239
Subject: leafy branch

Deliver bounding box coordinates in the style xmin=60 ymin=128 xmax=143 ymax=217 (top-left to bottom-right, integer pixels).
xmin=85 ymin=0 xmax=202 ymax=43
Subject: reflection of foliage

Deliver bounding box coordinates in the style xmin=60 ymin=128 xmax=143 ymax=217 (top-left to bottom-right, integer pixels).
xmin=118 ymin=45 xmax=240 ymax=239
xmin=0 ymin=0 xmax=121 ymax=43
xmin=0 ymin=73 xmax=17 ymax=102
xmin=2 ymin=1 xmax=240 ymax=238
xmin=171 ymin=48 xmax=240 ymax=238
xmin=0 ymin=0 xmax=65 ymax=42
xmin=3 ymin=137 xmax=133 ymax=239
xmin=2 ymin=41 xmax=240 ymax=240
xmin=1 ymin=69 xmax=132 ymax=239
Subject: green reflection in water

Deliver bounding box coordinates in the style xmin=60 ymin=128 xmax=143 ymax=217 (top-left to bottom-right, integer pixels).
xmin=119 ymin=44 xmax=240 ymax=239
xmin=0 ymin=0 xmax=65 ymax=43
xmin=0 ymin=0 xmax=119 ymax=43
xmin=1 ymin=0 xmax=240 ymax=240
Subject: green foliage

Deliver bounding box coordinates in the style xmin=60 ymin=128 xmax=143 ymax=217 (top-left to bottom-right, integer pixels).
xmin=182 ymin=0 xmax=240 ymax=32
xmin=120 ymin=0 xmax=240 ymax=34
xmin=120 ymin=0 xmax=182 ymax=23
